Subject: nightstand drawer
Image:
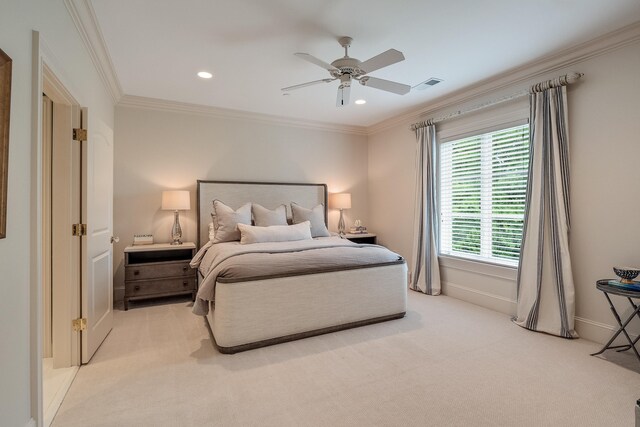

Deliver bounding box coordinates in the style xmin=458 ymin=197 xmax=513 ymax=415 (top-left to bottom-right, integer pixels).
xmin=125 ymin=277 xmax=196 ymax=297
xmin=125 ymin=261 xmax=193 ymax=281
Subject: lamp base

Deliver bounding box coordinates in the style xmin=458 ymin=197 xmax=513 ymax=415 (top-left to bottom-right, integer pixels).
xmin=338 ymin=209 xmax=346 ymax=236
xmin=171 ymin=210 xmax=183 ymax=245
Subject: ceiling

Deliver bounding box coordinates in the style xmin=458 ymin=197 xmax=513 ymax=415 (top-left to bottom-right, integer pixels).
xmin=91 ymin=0 xmax=640 ymax=128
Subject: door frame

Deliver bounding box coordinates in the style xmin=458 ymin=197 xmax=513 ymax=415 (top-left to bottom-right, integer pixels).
xmin=46 ymin=79 xmax=82 ymax=369
xmin=31 ymin=31 xmax=82 ymax=427
xmin=42 ymin=94 xmax=52 ymax=359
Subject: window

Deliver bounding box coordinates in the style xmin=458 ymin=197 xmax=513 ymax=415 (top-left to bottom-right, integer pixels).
xmin=439 ymin=123 xmax=529 ymax=266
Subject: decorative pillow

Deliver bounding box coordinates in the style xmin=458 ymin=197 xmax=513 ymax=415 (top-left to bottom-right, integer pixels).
xmin=237 ymin=221 xmax=312 ymax=244
xmin=252 ymin=203 xmax=288 ymax=227
xmin=290 ymin=202 xmax=330 ymax=238
xmin=208 ymin=222 xmax=215 ymax=242
xmin=212 ymin=200 xmax=252 ymax=243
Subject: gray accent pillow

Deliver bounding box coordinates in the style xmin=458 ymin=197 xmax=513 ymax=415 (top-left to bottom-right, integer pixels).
xmin=252 ymin=203 xmax=288 ymax=227
xmin=291 ymin=202 xmax=330 ymax=238
xmin=212 ymin=200 xmax=252 ymax=243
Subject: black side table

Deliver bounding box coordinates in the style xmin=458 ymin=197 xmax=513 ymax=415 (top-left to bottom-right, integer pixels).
xmin=343 ymin=233 xmax=377 ymax=244
xmin=591 ymin=279 xmax=640 ymax=364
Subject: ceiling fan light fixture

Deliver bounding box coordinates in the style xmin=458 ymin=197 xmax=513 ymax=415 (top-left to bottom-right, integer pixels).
xmin=197 ymin=71 xmax=213 ymax=79
xmin=336 ymin=84 xmax=351 ymax=107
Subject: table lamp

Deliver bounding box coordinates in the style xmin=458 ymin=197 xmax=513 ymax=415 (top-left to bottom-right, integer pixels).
xmin=330 ymin=193 xmax=351 ymax=235
xmin=162 ymin=190 xmax=190 ymax=245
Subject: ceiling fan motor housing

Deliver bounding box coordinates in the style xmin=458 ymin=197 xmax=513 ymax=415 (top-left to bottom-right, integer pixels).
xmin=330 ymin=57 xmax=363 ymax=78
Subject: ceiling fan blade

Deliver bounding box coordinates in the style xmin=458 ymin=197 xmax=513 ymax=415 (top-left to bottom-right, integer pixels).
xmin=295 ymin=53 xmax=340 ymax=72
xmin=359 ymin=49 xmax=405 ymax=74
xmin=360 ymin=76 xmax=410 ymax=95
xmin=336 ymin=85 xmax=350 ymax=107
xmin=281 ymin=78 xmax=335 ymax=92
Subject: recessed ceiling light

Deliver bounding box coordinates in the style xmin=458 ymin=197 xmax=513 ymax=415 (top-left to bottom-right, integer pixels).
xmin=197 ymin=71 xmax=213 ymax=79
xmin=355 ymin=99 xmax=366 ymax=105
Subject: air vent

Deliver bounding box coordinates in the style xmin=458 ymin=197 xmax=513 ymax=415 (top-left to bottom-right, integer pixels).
xmin=414 ymin=78 xmax=443 ymax=90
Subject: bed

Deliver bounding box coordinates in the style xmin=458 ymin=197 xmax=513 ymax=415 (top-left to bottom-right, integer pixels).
xmin=193 ymin=180 xmax=407 ymax=353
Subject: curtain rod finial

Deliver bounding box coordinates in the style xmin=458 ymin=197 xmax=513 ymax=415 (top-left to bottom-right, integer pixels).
xmin=567 ymin=72 xmax=584 ymax=83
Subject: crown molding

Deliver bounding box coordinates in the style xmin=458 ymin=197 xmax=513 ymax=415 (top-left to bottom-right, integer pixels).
xmin=61 ymin=2 xmax=639 ymax=137
xmin=367 ymin=21 xmax=640 ymax=135
xmin=64 ymin=0 xmax=123 ymax=104
xmin=118 ymin=95 xmax=369 ymax=136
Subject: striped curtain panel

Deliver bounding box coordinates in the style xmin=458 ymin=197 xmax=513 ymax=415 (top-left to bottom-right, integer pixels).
xmin=411 ymin=124 xmax=441 ymax=295
xmin=514 ymin=85 xmax=577 ymax=338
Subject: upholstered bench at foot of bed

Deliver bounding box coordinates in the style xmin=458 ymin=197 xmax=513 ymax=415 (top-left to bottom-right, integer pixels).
xmin=205 ymin=262 xmax=407 ymax=353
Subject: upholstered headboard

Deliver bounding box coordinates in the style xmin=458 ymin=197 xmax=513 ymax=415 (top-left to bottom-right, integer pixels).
xmin=196 ymin=180 xmax=328 ymax=248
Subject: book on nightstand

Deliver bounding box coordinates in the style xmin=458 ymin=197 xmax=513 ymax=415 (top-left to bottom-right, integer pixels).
xmin=133 ymin=234 xmax=154 ymax=245
xmin=607 ymin=280 xmax=640 ymax=291
xmin=349 ymin=226 xmax=368 ymax=234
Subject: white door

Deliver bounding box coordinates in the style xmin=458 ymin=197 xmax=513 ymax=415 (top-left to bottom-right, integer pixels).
xmin=51 ymin=103 xmax=82 ymax=368
xmin=81 ymin=110 xmax=114 ymax=363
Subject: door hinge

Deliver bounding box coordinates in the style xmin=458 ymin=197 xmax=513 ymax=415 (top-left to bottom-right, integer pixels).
xmin=73 ymin=128 xmax=87 ymax=142
xmin=72 ymin=223 xmax=87 ymax=236
xmin=72 ymin=318 xmax=87 ymax=332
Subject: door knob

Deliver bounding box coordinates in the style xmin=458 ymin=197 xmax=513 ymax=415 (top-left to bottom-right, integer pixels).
xmin=110 ymin=236 xmax=120 ymax=244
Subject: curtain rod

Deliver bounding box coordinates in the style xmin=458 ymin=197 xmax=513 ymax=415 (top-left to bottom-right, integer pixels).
xmin=411 ymin=72 xmax=583 ymax=131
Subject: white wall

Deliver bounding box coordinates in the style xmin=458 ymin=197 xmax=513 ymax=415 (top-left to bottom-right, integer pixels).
xmin=0 ymin=5 xmax=632 ymax=426
xmin=113 ymin=106 xmax=368 ymax=300
xmin=368 ymin=39 xmax=640 ymax=343
xmin=0 ymin=2 xmax=114 ymax=426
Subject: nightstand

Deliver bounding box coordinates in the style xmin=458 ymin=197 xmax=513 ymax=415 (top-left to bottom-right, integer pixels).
xmin=344 ymin=233 xmax=377 ymax=244
xmin=124 ymin=242 xmax=196 ymax=310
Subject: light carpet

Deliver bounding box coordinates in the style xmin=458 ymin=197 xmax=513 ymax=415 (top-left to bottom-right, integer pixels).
xmin=53 ymin=292 xmax=640 ymax=426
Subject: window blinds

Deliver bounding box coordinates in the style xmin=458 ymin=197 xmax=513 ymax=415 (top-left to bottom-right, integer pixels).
xmin=439 ymin=123 xmax=530 ymax=266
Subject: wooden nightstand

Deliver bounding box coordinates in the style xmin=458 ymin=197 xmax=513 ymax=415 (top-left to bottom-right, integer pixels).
xmin=124 ymin=242 xmax=196 ymax=310
xmin=344 ymin=233 xmax=377 ymax=244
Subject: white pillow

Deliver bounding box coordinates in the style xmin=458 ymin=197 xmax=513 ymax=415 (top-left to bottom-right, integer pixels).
xmin=237 ymin=221 xmax=312 ymax=244
xmin=252 ymin=203 xmax=288 ymax=226
xmin=290 ymin=202 xmax=331 ymax=237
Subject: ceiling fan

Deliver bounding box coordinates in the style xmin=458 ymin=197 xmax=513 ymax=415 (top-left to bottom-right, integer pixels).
xmin=282 ymin=37 xmax=411 ymax=107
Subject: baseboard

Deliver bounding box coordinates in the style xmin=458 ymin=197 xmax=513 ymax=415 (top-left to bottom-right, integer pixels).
xmin=442 ymin=281 xmax=516 ymax=316
xmin=25 ymin=418 xmax=36 ymax=427
xmin=443 ymin=281 xmax=637 ymax=345
xmin=113 ymin=287 xmax=124 ymax=304
xmin=575 ymin=316 xmax=638 ymax=345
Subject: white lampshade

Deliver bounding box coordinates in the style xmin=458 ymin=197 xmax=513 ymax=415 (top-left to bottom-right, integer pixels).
xmin=161 ymin=190 xmax=190 ymax=211
xmin=330 ymin=193 xmax=351 ymax=210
